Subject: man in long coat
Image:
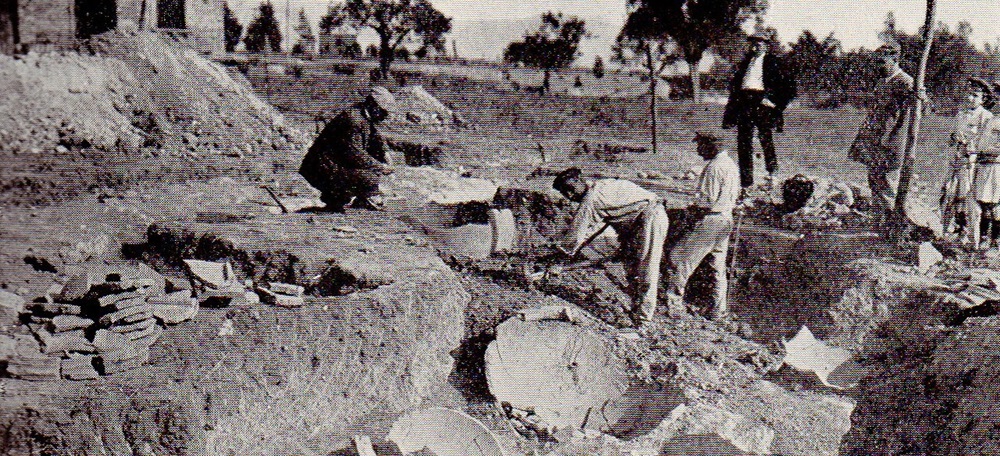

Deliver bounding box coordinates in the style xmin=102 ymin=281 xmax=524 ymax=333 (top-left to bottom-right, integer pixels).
xmin=722 ymin=29 xmax=798 ymax=188
xmin=849 ymin=44 xmax=915 ymax=218
xmin=299 ymin=89 xmax=395 ymax=211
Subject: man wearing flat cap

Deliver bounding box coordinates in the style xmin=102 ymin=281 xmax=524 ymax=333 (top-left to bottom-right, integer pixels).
xmin=849 ymin=43 xmax=915 ymax=221
xmin=551 ymin=167 xmax=669 ymax=327
xmin=667 ymin=132 xmax=741 ymax=320
xmin=299 ymin=88 xmax=395 ymax=212
xmin=722 ymin=29 xmax=798 ymax=188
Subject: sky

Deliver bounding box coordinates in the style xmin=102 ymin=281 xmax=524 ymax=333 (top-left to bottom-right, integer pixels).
xmin=228 ymin=0 xmax=1000 ymax=61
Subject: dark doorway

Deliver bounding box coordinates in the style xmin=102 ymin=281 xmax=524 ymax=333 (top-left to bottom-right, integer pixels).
xmin=0 ymin=0 xmax=17 ymax=55
xmin=75 ymin=0 xmax=117 ymax=38
xmin=157 ymin=0 xmax=184 ymax=29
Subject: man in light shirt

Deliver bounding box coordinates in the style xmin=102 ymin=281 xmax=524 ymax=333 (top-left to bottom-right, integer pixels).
xmin=722 ymin=29 xmax=797 ymax=188
xmin=552 ymin=168 xmax=669 ymax=326
xmin=667 ymin=133 xmax=742 ymax=320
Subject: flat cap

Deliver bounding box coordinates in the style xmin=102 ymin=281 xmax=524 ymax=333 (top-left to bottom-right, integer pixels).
xmin=693 ymin=131 xmax=719 ymax=144
xmin=875 ymin=42 xmax=901 ymax=58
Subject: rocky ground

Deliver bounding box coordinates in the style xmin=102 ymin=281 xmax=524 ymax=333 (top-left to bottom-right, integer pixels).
xmin=3 ymin=33 xmax=1000 ymax=456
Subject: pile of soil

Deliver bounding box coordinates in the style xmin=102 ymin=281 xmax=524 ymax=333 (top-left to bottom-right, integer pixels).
xmin=0 ymin=31 xmax=307 ymax=206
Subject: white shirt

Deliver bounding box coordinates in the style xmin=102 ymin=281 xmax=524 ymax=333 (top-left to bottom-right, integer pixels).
xmin=562 ymin=179 xmax=659 ymax=254
xmin=697 ymin=152 xmax=741 ymax=215
xmin=953 ymin=105 xmax=994 ymax=154
xmin=978 ymin=116 xmax=1000 ymax=157
xmin=742 ymin=53 xmax=766 ymax=91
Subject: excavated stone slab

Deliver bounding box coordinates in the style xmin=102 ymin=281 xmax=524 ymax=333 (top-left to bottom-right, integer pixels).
xmin=148 ymin=291 xmax=198 ymax=324
xmin=783 ymin=326 xmax=865 ymax=389
xmin=484 ymin=317 xmax=630 ymax=431
xmin=61 ymin=355 xmax=100 ymax=380
xmin=388 ymin=407 xmax=507 ymax=456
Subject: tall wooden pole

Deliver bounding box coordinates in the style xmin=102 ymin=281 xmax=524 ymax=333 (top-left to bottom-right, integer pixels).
xmin=645 ymin=45 xmax=658 ymax=154
xmin=892 ymin=0 xmax=936 ymax=237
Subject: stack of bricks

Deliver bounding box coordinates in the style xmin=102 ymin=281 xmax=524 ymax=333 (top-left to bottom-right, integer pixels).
xmin=6 ymin=263 xmax=168 ymax=380
xmin=90 ymin=291 xmax=161 ymax=375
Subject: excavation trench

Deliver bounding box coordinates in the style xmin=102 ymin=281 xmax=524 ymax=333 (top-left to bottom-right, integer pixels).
xmin=443 ymin=185 xmax=992 ymax=455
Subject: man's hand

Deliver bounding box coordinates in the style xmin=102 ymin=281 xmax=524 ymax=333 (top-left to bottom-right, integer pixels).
xmin=760 ymin=98 xmax=777 ymax=109
xmin=916 ymin=87 xmax=930 ymax=103
xmin=556 ymin=245 xmax=576 ymax=258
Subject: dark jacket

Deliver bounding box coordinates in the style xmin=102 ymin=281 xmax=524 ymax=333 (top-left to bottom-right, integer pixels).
xmin=722 ymin=52 xmax=797 ymax=130
xmin=848 ymin=69 xmax=915 ymax=170
xmin=299 ymin=108 xmax=388 ymax=195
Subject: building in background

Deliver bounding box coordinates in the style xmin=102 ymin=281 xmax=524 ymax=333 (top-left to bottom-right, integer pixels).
xmin=0 ymin=0 xmax=224 ymax=55
xmin=318 ymin=23 xmax=359 ymax=58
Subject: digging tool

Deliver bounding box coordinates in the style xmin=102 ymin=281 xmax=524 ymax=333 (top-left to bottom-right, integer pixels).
xmin=727 ymin=203 xmax=747 ymax=309
xmin=544 ymin=222 xmax=614 ymax=274
xmin=261 ymin=185 xmax=289 ymax=214
xmin=568 ymin=222 xmax=612 ymax=258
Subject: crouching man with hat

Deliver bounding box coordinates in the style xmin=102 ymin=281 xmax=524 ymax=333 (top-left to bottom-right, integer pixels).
xmin=666 ymin=132 xmax=741 ymax=320
xmin=299 ymin=88 xmax=396 ymax=212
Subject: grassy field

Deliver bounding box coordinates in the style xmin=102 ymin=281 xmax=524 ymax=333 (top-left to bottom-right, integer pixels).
xmin=243 ymin=55 xmax=954 ymax=211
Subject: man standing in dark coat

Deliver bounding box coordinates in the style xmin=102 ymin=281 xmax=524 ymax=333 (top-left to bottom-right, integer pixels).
xmin=848 ymin=43 xmax=915 ymax=220
xmin=722 ymin=29 xmax=798 ymax=188
xmin=299 ymin=89 xmax=395 ymax=211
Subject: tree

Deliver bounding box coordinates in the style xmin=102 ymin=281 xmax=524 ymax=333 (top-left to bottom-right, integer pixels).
xmin=292 ymin=8 xmax=316 ymax=54
xmin=223 ymin=2 xmax=243 ymax=53
xmin=892 ymin=0 xmax=936 ymax=239
xmin=329 ymin=0 xmax=452 ymax=78
xmin=243 ymin=2 xmax=281 ymax=53
xmin=615 ymin=5 xmax=682 ymax=153
xmin=503 ymin=12 xmax=588 ymax=94
xmin=786 ymin=30 xmax=840 ymax=102
xmin=627 ymin=0 xmax=767 ymax=101
xmin=881 ymin=19 xmax=983 ymax=106
xmin=592 ymin=55 xmax=605 ymax=79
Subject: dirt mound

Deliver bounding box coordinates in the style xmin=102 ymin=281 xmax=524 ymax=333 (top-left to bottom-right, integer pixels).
xmin=387 ymin=85 xmax=464 ymax=126
xmin=0 ymin=32 xmax=307 ymax=206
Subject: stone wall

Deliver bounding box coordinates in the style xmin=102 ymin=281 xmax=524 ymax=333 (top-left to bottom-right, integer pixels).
xmin=17 ymin=0 xmax=75 ymax=51
xmin=182 ymin=0 xmax=222 ymax=54
xmin=9 ymin=0 xmax=222 ymax=55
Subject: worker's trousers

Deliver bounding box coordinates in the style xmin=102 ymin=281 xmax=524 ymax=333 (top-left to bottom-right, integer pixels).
xmin=668 ymin=213 xmax=732 ymax=319
xmin=618 ymin=202 xmax=669 ymax=322
xmin=867 ymin=165 xmax=900 ymax=220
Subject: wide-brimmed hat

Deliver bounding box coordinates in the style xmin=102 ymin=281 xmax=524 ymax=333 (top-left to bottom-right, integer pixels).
xmin=969 ymin=77 xmax=991 ymax=94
